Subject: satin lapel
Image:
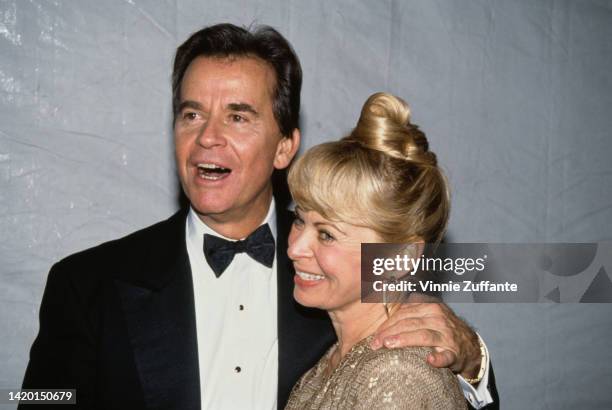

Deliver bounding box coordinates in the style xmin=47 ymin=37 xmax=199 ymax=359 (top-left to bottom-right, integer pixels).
xmin=115 ymin=210 xmax=200 ymax=410
xmin=276 ymin=208 xmax=335 ymax=408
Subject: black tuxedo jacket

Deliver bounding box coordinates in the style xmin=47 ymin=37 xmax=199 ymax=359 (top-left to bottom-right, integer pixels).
xmin=21 ymin=208 xmax=498 ymax=409
xmin=21 ymin=208 xmax=334 ymax=409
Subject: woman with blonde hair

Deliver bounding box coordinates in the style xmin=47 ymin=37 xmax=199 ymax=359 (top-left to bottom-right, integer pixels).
xmin=285 ymin=92 xmax=466 ymax=409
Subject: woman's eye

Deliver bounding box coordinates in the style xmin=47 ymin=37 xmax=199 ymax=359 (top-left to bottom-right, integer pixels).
xmin=318 ymin=230 xmax=335 ymax=242
xmin=292 ymin=215 xmax=305 ymax=228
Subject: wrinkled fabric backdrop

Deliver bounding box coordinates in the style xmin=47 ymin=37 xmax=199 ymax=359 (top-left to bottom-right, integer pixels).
xmin=1 ymin=1 xmax=611 ymax=409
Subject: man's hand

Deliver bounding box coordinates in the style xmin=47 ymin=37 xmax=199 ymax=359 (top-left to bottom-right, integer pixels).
xmin=370 ymin=303 xmax=481 ymax=379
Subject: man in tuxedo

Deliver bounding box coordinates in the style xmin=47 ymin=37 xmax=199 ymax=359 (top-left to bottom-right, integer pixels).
xmin=21 ymin=24 xmax=498 ymax=409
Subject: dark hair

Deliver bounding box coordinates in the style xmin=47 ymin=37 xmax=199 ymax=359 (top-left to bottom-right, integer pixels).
xmin=172 ymin=23 xmax=302 ymax=137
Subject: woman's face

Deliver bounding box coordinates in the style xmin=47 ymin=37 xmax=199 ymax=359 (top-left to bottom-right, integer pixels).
xmin=287 ymin=208 xmax=382 ymax=312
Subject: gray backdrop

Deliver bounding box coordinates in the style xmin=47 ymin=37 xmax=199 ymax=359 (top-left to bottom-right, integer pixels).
xmin=1 ymin=0 xmax=612 ymax=408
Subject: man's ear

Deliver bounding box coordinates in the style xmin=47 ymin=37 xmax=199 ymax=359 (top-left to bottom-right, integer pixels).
xmin=273 ymin=128 xmax=301 ymax=170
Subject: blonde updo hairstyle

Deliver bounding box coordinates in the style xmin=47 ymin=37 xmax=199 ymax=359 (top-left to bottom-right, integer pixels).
xmin=288 ymin=92 xmax=450 ymax=244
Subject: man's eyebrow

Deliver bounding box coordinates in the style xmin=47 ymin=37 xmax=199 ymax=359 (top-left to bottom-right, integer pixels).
xmin=227 ymin=102 xmax=259 ymax=116
xmin=177 ymin=100 xmax=202 ymax=112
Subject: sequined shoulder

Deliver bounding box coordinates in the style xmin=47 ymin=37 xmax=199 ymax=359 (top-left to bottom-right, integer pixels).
xmin=341 ymin=344 xmax=467 ymax=409
xmin=285 ymin=337 xmax=467 ymax=409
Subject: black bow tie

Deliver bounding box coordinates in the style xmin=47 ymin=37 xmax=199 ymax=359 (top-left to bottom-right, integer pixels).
xmin=203 ymin=224 xmax=275 ymax=277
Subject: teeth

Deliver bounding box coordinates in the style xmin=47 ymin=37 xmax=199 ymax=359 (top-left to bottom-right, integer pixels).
xmin=198 ymin=163 xmax=224 ymax=170
xmin=200 ymin=174 xmax=224 ymax=180
xmin=196 ymin=163 xmax=230 ymax=180
xmin=296 ymin=271 xmax=325 ymax=281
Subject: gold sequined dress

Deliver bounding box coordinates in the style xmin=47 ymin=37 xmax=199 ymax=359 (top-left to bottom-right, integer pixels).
xmin=285 ymin=335 xmax=467 ymax=409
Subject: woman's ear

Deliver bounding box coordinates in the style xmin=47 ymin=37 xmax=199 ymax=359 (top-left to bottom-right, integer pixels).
xmin=394 ymin=240 xmax=425 ymax=279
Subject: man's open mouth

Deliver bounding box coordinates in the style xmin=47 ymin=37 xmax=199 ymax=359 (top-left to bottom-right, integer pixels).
xmin=196 ymin=163 xmax=232 ymax=180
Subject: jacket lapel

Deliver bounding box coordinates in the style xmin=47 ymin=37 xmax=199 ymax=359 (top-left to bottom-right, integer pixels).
xmin=114 ymin=206 xmax=336 ymax=409
xmin=115 ymin=210 xmax=201 ymax=410
xmin=275 ymin=207 xmax=336 ymax=408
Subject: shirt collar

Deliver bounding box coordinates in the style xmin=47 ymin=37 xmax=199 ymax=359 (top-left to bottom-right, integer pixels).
xmin=187 ymin=200 xmax=277 ymax=246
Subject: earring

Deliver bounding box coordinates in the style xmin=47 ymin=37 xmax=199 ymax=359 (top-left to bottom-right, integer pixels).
xmin=383 ymin=273 xmax=397 ymax=318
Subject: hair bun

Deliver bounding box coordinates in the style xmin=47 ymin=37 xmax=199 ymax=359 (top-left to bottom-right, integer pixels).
xmin=347 ymin=92 xmax=437 ymax=167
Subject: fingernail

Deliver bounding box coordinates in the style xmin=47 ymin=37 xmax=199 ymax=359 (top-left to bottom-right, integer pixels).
xmin=370 ymin=338 xmax=382 ymax=350
xmin=384 ymin=337 xmax=398 ymax=348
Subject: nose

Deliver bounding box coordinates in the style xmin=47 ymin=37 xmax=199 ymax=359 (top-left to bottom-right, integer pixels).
xmin=287 ymin=225 xmax=314 ymax=261
xmin=196 ymin=115 xmax=226 ymax=149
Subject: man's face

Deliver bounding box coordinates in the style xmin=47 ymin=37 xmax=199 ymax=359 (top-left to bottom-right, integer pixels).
xmin=174 ymin=56 xmax=298 ymax=229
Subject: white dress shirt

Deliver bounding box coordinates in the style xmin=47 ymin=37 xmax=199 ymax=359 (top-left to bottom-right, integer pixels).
xmin=186 ymin=203 xmax=278 ymax=410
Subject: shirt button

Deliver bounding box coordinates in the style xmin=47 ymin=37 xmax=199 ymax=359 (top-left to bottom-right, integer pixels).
xmin=239 ymin=305 xmax=244 ymax=311
xmin=235 ymin=366 xmax=242 ymax=373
